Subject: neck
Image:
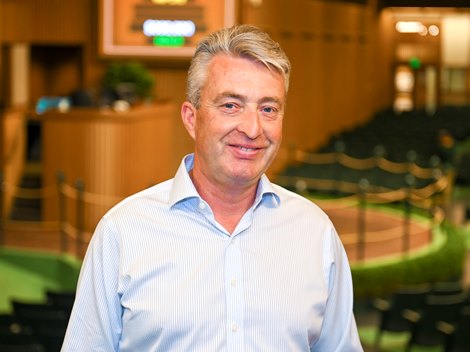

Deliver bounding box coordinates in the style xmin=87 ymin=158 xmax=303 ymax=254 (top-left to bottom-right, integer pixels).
xmin=189 ymin=169 xmax=258 ymax=234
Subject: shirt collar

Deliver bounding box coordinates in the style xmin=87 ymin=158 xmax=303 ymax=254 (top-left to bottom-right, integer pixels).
xmin=169 ymin=154 xmax=280 ymax=209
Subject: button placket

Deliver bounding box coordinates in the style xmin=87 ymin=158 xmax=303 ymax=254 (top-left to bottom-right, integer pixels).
xmin=225 ymin=238 xmax=245 ymax=351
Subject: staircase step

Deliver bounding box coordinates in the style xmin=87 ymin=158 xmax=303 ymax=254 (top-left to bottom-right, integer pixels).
xmin=9 ymin=168 xmax=43 ymax=222
xmin=10 ymin=207 xmax=42 ymax=221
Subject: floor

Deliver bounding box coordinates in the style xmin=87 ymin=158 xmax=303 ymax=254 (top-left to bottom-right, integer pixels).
xmin=1 ymin=184 xmax=470 ymax=351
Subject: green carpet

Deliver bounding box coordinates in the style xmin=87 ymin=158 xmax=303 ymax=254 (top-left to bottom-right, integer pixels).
xmin=462 ymin=224 xmax=470 ymax=247
xmin=0 ymin=248 xmax=81 ymax=313
xmin=0 ymin=258 xmax=60 ymax=312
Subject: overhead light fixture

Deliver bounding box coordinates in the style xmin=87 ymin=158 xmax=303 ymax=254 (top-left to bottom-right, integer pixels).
xmin=395 ymin=21 xmax=425 ymax=33
xmin=428 ymin=24 xmax=439 ymax=36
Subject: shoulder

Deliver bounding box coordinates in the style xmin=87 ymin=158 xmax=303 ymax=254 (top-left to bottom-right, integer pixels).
xmin=103 ymin=178 xmax=174 ymax=220
xmin=271 ymin=183 xmax=330 ymax=221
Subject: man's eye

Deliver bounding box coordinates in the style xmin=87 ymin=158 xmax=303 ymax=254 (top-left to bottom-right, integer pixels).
xmin=219 ymin=102 xmax=240 ymax=114
xmin=262 ymin=107 xmax=275 ymax=113
xmin=223 ymin=103 xmax=236 ymax=109
xmin=261 ymin=106 xmax=280 ymax=118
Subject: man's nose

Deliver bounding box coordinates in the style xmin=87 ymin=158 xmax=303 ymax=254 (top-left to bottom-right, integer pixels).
xmin=237 ymin=107 xmax=263 ymax=139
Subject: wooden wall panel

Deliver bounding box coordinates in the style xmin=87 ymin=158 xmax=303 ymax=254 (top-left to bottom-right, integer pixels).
xmin=41 ymin=102 xmax=176 ymax=232
xmin=243 ymin=0 xmax=387 ymax=160
xmin=1 ymin=0 xmax=90 ymax=43
xmin=0 ymin=0 xmax=33 ymax=42
xmin=1 ymin=0 xmax=394 ymax=195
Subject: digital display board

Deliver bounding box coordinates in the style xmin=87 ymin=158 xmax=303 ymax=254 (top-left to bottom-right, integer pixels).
xmin=99 ymin=0 xmax=236 ymax=59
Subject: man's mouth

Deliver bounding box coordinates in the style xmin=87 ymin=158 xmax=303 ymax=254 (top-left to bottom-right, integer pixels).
xmin=237 ymin=146 xmax=259 ymax=152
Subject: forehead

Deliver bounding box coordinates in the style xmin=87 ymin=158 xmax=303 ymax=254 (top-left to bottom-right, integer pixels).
xmin=202 ymin=54 xmax=286 ymax=101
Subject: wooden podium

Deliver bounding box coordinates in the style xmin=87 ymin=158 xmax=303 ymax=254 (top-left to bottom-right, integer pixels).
xmin=41 ymin=102 xmax=177 ymax=234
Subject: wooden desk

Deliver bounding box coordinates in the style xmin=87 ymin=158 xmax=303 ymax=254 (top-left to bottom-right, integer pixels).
xmin=41 ymin=102 xmax=177 ymax=234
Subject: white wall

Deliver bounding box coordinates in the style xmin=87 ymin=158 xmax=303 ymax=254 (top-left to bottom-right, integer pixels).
xmin=442 ymin=15 xmax=470 ymax=67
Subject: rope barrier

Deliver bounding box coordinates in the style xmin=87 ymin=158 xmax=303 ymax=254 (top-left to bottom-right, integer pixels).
xmin=58 ymin=182 xmax=123 ymax=206
xmin=272 ymin=146 xmax=453 ymax=262
xmin=338 ymin=153 xmax=376 ymax=170
xmin=376 ymin=157 xmax=409 ymax=174
xmin=276 ymin=174 xmax=447 ymax=205
xmin=293 ymin=150 xmax=336 ymax=164
xmin=60 ymin=183 xmax=79 ymax=200
xmin=81 ymin=190 xmax=123 ymax=207
xmin=61 ymin=221 xmax=93 ymax=243
xmin=0 ymin=146 xmax=451 ymax=261
xmin=282 ymin=147 xmax=443 ymax=179
xmin=310 ymin=198 xmax=360 ymax=210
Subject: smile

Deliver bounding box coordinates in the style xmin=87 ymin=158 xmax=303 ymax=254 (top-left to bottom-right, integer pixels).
xmin=238 ymin=146 xmax=259 ymax=152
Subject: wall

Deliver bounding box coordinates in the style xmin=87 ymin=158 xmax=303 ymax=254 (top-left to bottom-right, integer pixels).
xmin=41 ymin=103 xmax=176 ymax=236
xmin=0 ymin=0 xmax=392 ymax=185
xmin=243 ymin=0 xmax=390 ymax=164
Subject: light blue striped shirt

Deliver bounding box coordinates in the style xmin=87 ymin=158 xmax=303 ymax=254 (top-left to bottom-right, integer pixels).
xmin=62 ymin=154 xmax=363 ymax=351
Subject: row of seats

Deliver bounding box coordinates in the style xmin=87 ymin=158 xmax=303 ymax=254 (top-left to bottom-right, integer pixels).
xmin=373 ymin=281 xmax=470 ymax=352
xmin=318 ymin=106 xmax=470 ymax=165
xmin=0 ymin=290 xmax=75 ymax=352
xmin=281 ymin=105 xmax=470 ymax=192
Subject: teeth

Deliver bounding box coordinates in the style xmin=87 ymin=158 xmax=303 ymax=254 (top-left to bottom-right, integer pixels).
xmin=239 ymin=146 xmax=255 ymax=151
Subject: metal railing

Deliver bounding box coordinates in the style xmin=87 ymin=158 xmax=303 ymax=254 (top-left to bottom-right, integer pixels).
xmin=274 ymin=146 xmax=450 ymax=262
xmin=0 ymin=147 xmax=452 ymax=261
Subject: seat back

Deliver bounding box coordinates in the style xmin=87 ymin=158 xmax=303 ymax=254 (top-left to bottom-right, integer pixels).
xmin=407 ymin=293 xmax=467 ymax=348
xmin=382 ymin=284 xmax=431 ymax=331
xmin=45 ymin=290 xmax=75 ymax=314
xmin=431 ymin=281 xmax=464 ymax=296
xmin=11 ymin=300 xmax=70 ymax=352
xmin=445 ymin=307 xmax=470 ymax=352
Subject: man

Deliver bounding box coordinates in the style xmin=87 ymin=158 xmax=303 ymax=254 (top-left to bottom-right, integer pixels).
xmin=61 ymin=24 xmax=363 ymax=351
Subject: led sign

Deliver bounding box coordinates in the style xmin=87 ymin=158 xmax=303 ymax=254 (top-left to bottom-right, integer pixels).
xmin=99 ymin=0 xmax=235 ymax=58
xmin=143 ymin=20 xmax=196 ymax=37
xmin=154 ymin=36 xmax=185 ymax=47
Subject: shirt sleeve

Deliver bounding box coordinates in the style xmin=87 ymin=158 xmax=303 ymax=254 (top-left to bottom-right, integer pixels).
xmin=61 ymin=217 xmax=122 ymax=351
xmin=311 ymin=225 xmax=364 ymax=352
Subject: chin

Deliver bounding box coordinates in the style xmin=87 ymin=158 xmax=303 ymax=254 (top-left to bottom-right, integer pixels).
xmin=230 ymin=170 xmax=264 ymax=184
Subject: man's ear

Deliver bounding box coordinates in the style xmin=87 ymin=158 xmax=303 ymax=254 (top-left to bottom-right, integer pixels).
xmin=181 ymin=101 xmax=196 ymax=140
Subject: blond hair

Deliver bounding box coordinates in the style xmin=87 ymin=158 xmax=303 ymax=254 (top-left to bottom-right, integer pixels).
xmin=186 ymin=24 xmax=291 ymax=108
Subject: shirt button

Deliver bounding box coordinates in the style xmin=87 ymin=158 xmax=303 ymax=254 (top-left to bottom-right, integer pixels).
xmin=231 ymin=323 xmax=239 ymax=333
xmin=198 ymin=202 xmax=206 ymax=210
xmin=230 ymin=278 xmax=238 ymax=287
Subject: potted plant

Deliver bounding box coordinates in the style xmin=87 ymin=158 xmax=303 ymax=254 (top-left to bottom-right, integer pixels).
xmin=101 ymin=62 xmax=155 ymax=105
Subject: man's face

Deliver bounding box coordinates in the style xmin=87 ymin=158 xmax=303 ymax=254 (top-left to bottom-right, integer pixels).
xmin=182 ymin=54 xmax=286 ymax=189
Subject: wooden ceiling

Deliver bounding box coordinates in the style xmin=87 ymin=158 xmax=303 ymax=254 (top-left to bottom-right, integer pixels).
xmin=379 ymin=0 xmax=470 ymax=8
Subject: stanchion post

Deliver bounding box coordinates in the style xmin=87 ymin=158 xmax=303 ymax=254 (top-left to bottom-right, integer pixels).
xmin=56 ymin=171 xmax=67 ymax=254
xmin=430 ymin=168 xmax=442 ymax=241
xmin=403 ymin=173 xmax=415 ymax=255
xmin=287 ymin=142 xmax=296 ymax=165
xmin=373 ymin=145 xmax=386 ymax=186
xmin=334 ymin=141 xmax=345 ymax=195
xmin=75 ymin=179 xmax=85 ymax=258
xmin=357 ymin=178 xmax=369 ymax=262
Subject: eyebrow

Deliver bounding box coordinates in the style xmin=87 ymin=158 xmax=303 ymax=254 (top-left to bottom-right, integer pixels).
xmin=214 ymin=92 xmax=244 ymax=103
xmin=214 ymin=92 xmax=283 ymax=106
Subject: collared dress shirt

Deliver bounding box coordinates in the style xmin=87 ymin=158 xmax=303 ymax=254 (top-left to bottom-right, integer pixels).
xmin=61 ymin=154 xmax=363 ymax=351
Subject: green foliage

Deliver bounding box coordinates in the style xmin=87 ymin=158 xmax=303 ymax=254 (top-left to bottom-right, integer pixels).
xmin=351 ymin=222 xmax=467 ymax=300
xmin=102 ymin=62 xmax=155 ymax=99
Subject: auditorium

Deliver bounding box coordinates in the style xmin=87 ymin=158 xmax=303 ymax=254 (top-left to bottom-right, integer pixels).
xmin=1 ymin=0 xmax=470 ymax=351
